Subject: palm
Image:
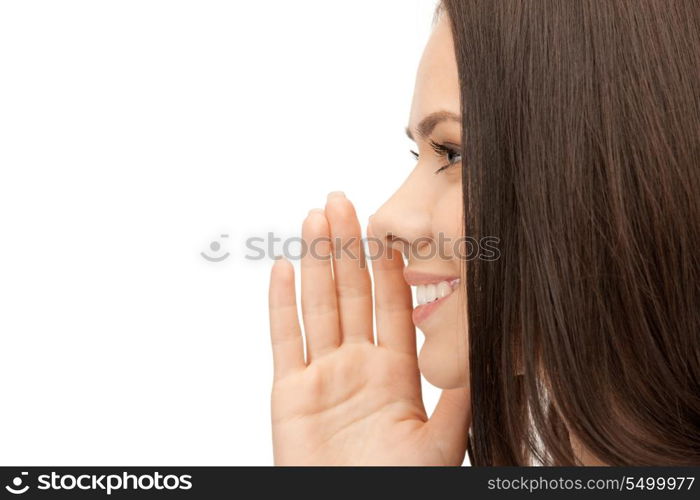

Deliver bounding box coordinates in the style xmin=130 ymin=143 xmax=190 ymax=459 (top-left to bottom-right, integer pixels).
xmin=274 ymin=344 xmax=437 ymax=465
xmin=268 ymin=195 xmax=470 ymax=465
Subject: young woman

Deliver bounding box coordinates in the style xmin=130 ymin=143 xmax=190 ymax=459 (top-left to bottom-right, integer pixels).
xmin=267 ymin=0 xmax=700 ymax=465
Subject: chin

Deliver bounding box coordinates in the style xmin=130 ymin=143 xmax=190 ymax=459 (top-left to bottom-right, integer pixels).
xmin=417 ymin=340 xmax=468 ymax=389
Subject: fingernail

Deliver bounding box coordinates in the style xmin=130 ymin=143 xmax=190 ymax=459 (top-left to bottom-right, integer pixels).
xmin=327 ymin=191 xmax=346 ymax=200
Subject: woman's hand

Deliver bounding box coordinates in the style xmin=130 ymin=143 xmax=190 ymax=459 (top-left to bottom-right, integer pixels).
xmin=268 ymin=192 xmax=470 ymax=465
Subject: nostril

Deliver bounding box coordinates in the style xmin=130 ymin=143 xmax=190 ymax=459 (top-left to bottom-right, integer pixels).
xmin=366 ymin=214 xmax=410 ymax=255
xmin=387 ymin=232 xmax=406 ymax=245
xmin=385 ymin=232 xmax=411 ymax=259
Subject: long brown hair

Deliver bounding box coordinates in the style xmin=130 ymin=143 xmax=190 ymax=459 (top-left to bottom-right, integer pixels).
xmin=441 ymin=0 xmax=700 ymax=465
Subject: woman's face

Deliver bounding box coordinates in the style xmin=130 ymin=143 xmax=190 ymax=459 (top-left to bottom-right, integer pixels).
xmin=369 ymin=14 xmax=468 ymax=389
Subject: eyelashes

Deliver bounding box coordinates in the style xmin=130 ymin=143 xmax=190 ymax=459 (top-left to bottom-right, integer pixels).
xmin=410 ymin=140 xmax=462 ymax=174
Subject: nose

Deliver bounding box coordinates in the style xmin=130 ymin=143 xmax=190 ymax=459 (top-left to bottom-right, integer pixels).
xmin=368 ymin=174 xmax=433 ymax=260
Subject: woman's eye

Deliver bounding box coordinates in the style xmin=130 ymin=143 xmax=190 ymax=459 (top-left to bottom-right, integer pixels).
xmin=431 ymin=141 xmax=462 ymax=174
xmin=445 ymin=150 xmax=462 ymax=165
xmin=409 ymin=143 xmax=462 ymax=174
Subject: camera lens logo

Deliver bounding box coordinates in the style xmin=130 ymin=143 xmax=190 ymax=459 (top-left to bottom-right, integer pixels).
xmin=201 ymin=234 xmax=230 ymax=262
xmin=5 ymin=472 xmax=29 ymax=495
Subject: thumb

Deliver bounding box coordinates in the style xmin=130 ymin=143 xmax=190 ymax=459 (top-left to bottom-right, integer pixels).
xmin=427 ymin=387 xmax=471 ymax=462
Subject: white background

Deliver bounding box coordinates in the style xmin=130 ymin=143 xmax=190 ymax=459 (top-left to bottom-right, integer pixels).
xmin=0 ymin=0 xmax=455 ymax=465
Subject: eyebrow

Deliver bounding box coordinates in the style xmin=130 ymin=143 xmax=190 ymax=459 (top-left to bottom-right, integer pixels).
xmin=405 ymin=111 xmax=460 ymax=140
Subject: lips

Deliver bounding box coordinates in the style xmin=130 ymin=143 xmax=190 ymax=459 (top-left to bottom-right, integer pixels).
xmin=403 ymin=269 xmax=461 ymax=326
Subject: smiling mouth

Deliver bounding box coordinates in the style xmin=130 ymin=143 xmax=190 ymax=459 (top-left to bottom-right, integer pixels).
xmin=409 ymin=278 xmax=461 ymax=326
xmin=414 ymin=278 xmax=461 ymax=305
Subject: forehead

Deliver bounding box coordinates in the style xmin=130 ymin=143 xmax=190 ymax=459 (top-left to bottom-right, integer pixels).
xmin=409 ymin=15 xmax=461 ymax=129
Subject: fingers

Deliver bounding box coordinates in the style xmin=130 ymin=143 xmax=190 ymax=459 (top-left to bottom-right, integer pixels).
xmin=268 ymin=257 xmax=305 ymax=380
xmin=273 ymin=194 xmax=373 ymax=372
xmin=301 ymin=208 xmax=341 ymax=362
xmin=367 ymin=219 xmax=416 ymax=355
xmin=324 ymin=192 xmax=374 ymax=344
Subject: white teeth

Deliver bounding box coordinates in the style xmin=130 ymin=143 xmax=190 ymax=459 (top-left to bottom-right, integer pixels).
xmin=416 ymin=285 xmax=425 ymax=305
xmin=437 ymin=281 xmax=451 ymax=298
xmin=414 ymin=279 xmax=459 ymax=306
xmin=426 ymin=283 xmax=436 ymax=301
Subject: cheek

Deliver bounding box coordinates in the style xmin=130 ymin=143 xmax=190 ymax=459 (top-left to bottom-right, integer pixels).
xmin=432 ymin=184 xmax=463 ymax=258
xmin=419 ymin=184 xmax=469 ymax=389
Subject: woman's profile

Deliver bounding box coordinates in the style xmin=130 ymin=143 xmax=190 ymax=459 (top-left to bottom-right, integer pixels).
xmin=268 ymin=0 xmax=700 ymax=465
